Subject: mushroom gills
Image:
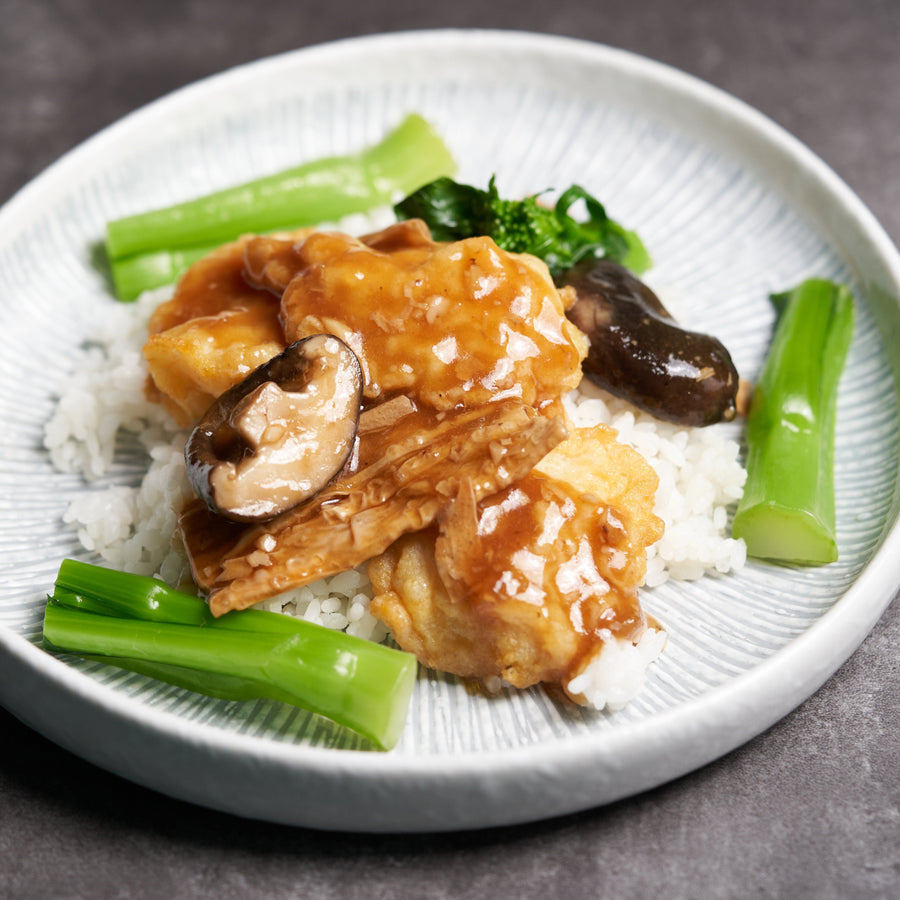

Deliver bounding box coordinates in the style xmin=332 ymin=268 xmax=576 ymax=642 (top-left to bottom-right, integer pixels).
xmin=558 ymin=259 xmax=740 ymax=427
xmin=185 ymin=334 xmax=363 ymax=522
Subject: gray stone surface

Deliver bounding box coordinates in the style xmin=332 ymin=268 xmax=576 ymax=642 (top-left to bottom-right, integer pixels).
xmin=1 ymin=0 xmax=898 ymax=896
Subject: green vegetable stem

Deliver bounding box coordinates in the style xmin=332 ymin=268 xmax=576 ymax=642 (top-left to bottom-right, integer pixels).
xmin=106 ymin=113 xmax=456 ymax=300
xmin=732 ymin=278 xmax=855 ymax=564
xmin=44 ymin=559 xmax=418 ymax=750
xmin=394 ymin=176 xmax=651 ymax=276
xmin=109 ymin=243 xmax=220 ymax=306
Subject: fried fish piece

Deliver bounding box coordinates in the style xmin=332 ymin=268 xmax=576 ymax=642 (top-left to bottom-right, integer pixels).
xmin=142 ymin=236 xmax=288 ymax=425
xmin=182 ymin=400 xmax=567 ymax=616
xmin=368 ymin=424 xmax=664 ymax=696
xmin=244 ymin=219 xmax=588 ymax=411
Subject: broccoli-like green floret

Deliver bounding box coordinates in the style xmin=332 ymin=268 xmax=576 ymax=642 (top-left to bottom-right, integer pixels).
xmin=394 ymin=176 xmax=650 ymax=278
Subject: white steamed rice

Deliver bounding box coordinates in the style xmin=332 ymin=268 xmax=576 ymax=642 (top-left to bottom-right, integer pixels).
xmin=44 ymin=278 xmax=748 ymax=711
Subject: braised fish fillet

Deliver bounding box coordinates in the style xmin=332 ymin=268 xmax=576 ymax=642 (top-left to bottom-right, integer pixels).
xmin=143 ymin=235 xmax=288 ymax=425
xmin=244 ymin=219 xmax=588 ymax=411
xmin=369 ymin=424 xmax=663 ymax=695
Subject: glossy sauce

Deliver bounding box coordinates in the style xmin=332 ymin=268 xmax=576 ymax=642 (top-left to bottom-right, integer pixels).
xmin=144 ymin=236 xmax=287 ymax=425
xmin=465 ymin=474 xmax=642 ymax=637
xmin=189 ymin=400 xmax=566 ymax=615
xmin=434 ymin=471 xmax=646 ymax=687
xmin=270 ymin=220 xmax=587 ymax=410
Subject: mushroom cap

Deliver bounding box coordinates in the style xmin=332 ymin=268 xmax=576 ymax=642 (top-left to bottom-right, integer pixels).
xmin=559 ymin=259 xmax=739 ymax=427
xmin=185 ymin=334 xmax=363 ymax=522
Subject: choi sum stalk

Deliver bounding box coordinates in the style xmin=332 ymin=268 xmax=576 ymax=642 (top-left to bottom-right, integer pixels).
xmin=732 ymin=278 xmax=854 ymax=564
xmin=106 ymin=113 xmax=456 ymax=300
xmin=44 ymin=559 xmax=417 ymax=750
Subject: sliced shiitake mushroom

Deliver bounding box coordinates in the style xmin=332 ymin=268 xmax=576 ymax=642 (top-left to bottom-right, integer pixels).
xmin=185 ymin=334 xmax=363 ymax=522
xmin=558 ymin=259 xmax=740 ymax=427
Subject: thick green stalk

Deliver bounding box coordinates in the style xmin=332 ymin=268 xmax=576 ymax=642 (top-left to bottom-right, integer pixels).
xmin=732 ymin=278 xmax=854 ymax=563
xmin=83 ymin=654 xmax=305 ymax=704
xmin=55 ymin=558 xmax=267 ymax=628
xmin=110 ymin=243 xmax=218 ymax=302
xmin=105 ymin=112 xmax=455 ymax=266
xmin=46 ymin=560 xmax=417 ymax=749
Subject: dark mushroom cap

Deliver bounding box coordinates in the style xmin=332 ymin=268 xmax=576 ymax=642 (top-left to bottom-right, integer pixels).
xmin=559 ymin=259 xmax=740 ymax=427
xmin=185 ymin=334 xmax=363 ymax=522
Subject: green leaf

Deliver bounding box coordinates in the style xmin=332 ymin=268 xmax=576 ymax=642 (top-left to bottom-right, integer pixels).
xmin=395 ymin=176 xmax=651 ymax=276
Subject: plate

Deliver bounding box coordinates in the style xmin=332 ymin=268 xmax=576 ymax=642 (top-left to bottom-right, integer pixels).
xmin=1 ymin=30 xmax=899 ymax=833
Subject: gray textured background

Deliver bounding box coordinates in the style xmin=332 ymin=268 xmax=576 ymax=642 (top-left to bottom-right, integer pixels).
xmin=1 ymin=1 xmax=899 ymax=897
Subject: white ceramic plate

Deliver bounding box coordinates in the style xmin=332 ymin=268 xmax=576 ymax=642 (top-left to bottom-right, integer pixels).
xmin=1 ymin=30 xmax=899 ymax=833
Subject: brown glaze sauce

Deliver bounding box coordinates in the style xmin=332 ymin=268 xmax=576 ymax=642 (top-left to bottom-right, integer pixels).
xmin=437 ymin=472 xmax=645 ymax=671
xmin=251 ymin=220 xmax=587 ymax=412
xmin=143 ymin=236 xmax=287 ymax=425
